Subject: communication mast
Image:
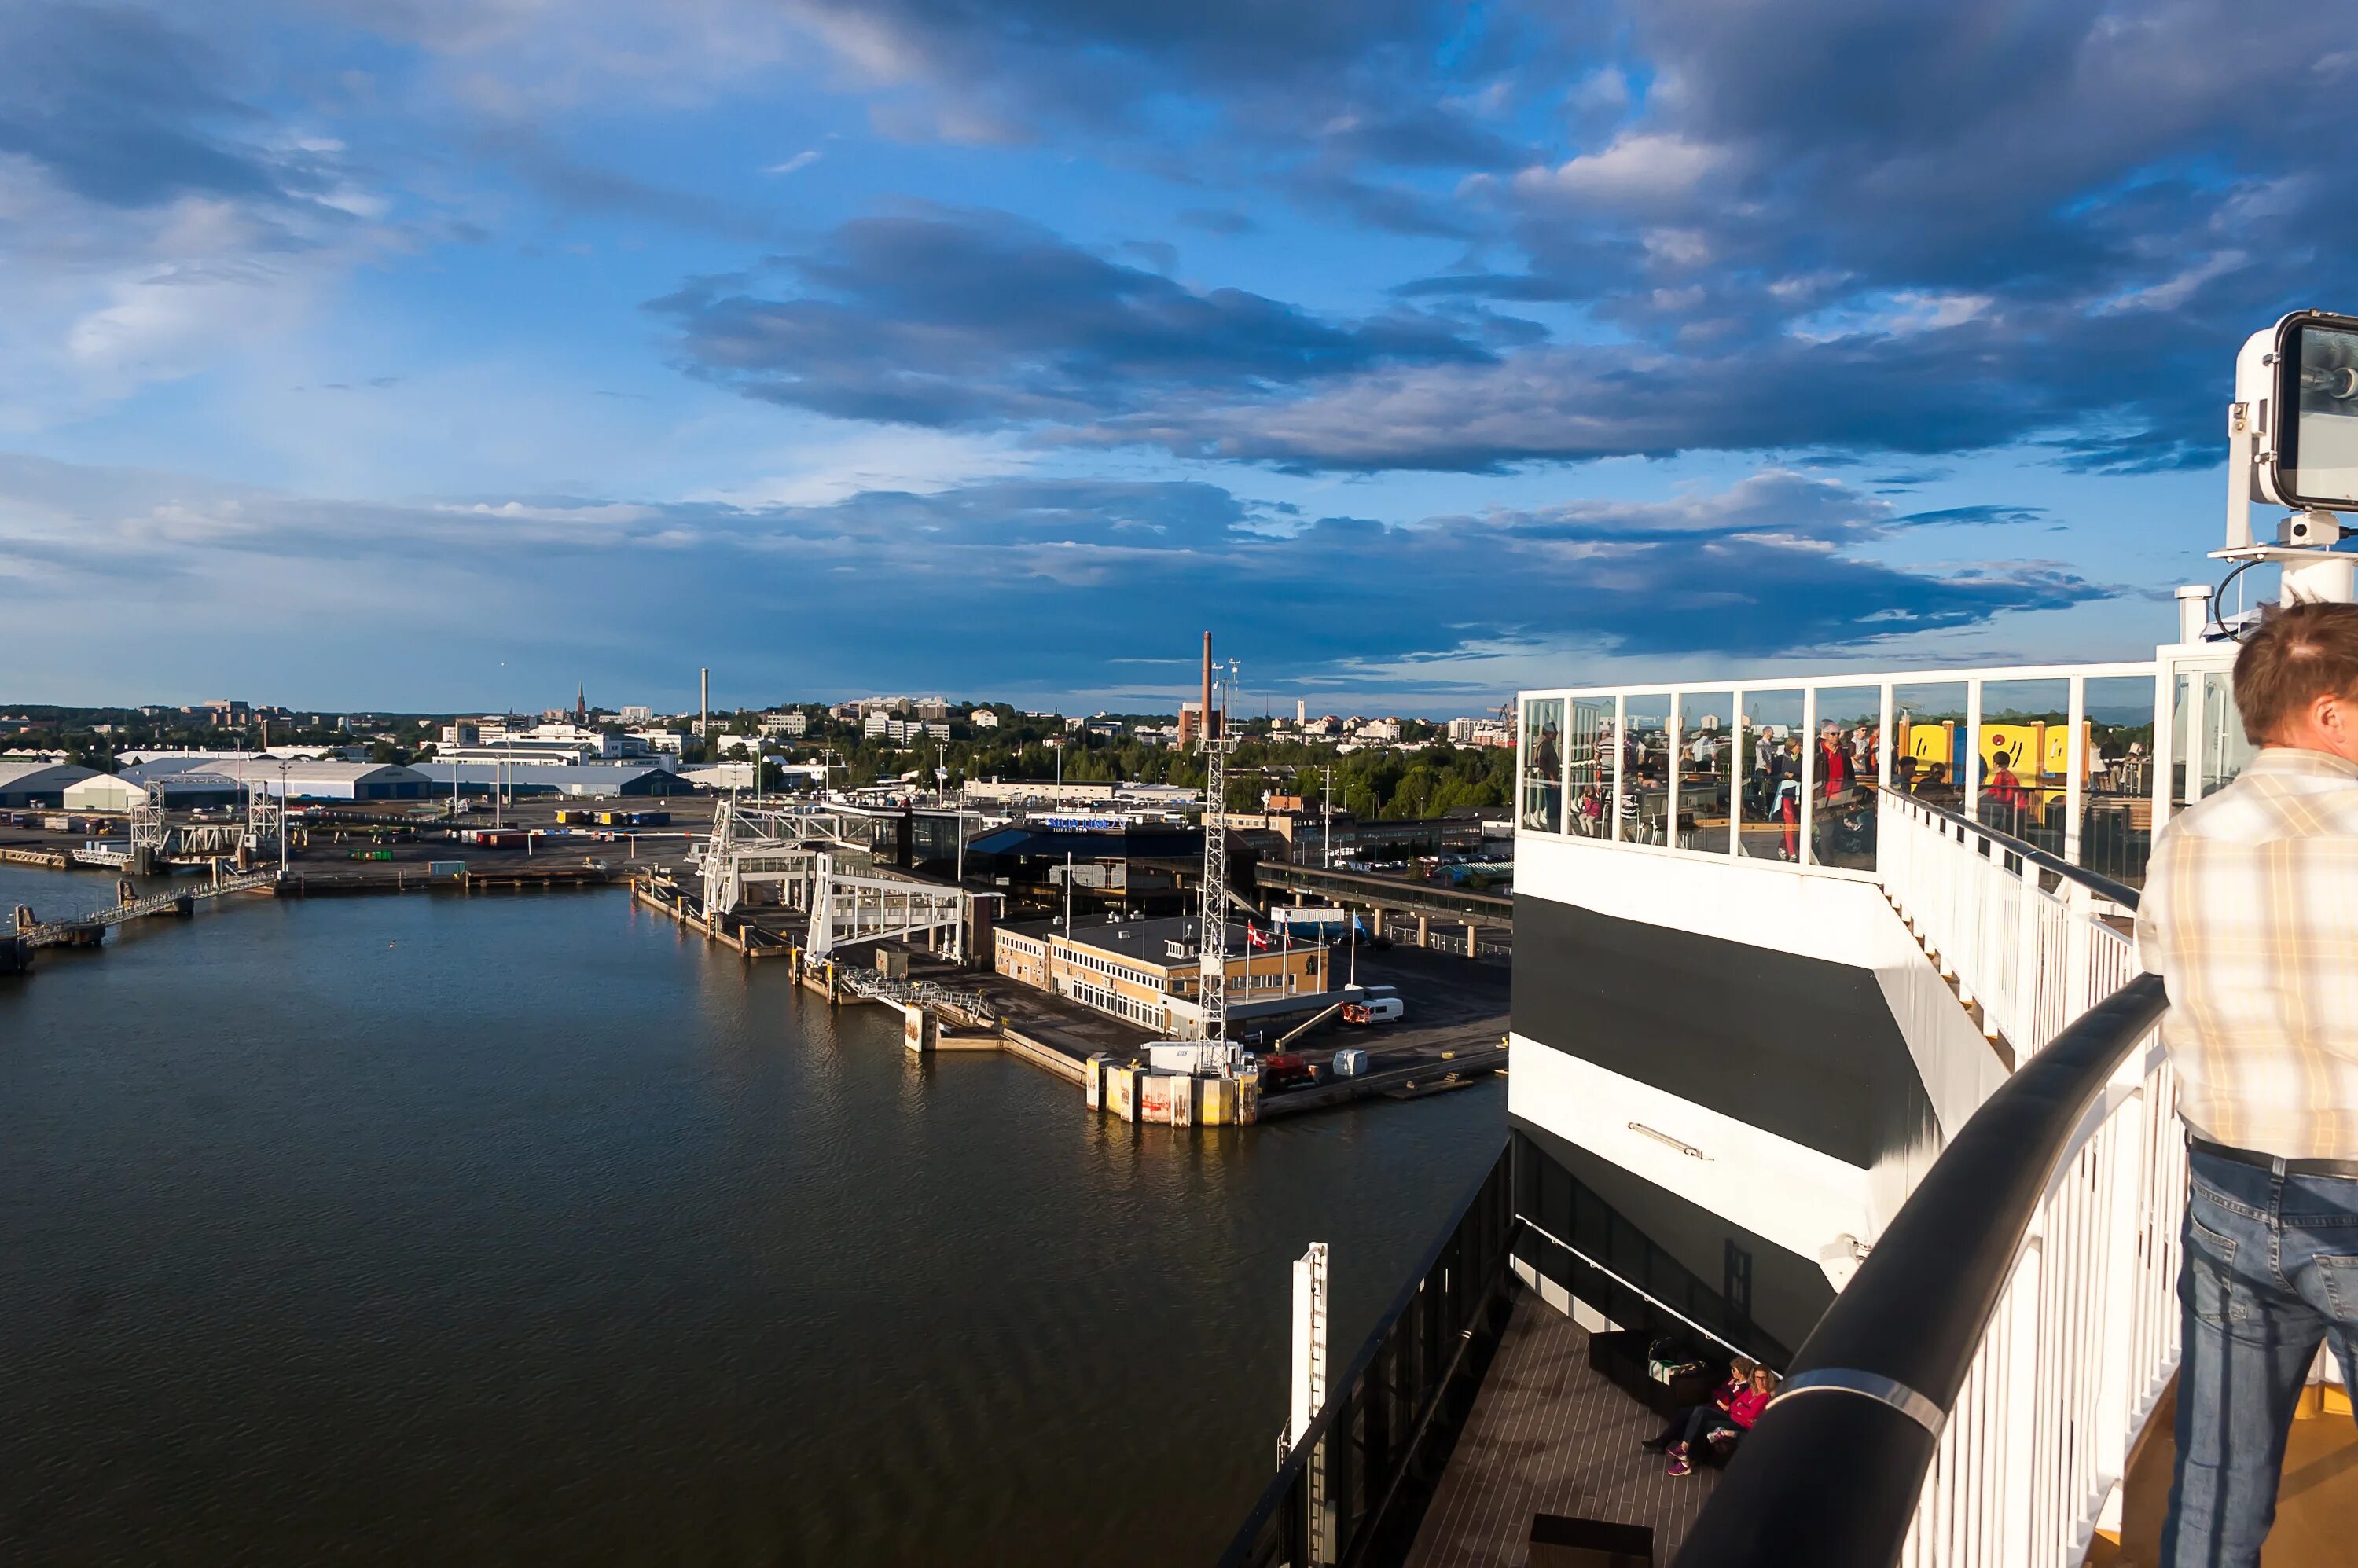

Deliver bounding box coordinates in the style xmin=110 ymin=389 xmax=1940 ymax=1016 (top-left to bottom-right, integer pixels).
xmin=1196 ymin=633 xmax=1239 ymax=1064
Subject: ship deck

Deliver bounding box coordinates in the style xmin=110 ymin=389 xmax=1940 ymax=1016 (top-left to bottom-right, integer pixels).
xmin=2093 ymin=1379 xmax=2358 ymax=1566
xmin=1409 ymin=1291 xmax=2358 ymax=1567
xmin=1404 ymin=1290 xmax=1717 ymax=1567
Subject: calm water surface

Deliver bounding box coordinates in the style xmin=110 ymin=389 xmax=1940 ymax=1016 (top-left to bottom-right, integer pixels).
xmin=0 ymin=867 xmax=1503 ymax=1566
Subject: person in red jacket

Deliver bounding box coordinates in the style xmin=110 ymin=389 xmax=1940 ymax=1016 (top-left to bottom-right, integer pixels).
xmin=1642 ymin=1357 xmax=1754 ymax=1460
xmin=1665 ymin=1364 xmax=1778 ymax=1478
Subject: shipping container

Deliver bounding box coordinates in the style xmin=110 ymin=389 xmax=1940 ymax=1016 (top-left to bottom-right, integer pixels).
xmin=428 ymin=860 xmax=467 ymax=877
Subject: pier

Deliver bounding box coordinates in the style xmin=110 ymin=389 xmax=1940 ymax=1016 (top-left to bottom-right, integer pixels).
xmin=6 ymin=867 xmax=278 ymax=972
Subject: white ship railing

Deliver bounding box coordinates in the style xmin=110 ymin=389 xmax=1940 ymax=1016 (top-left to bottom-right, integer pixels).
xmin=1507 ymin=656 xmax=2228 ymax=1568
xmin=1877 ymin=790 xmax=2143 ymax=1063
xmin=1896 ymin=997 xmax=2179 ymax=1568
xmin=1504 ymin=656 xmax=2202 ymax=1568
xmin=1868 ymin=801 xmax=2177 ymax=1567
xmin=1676 ymin=975 xmax=2177 ymax=1568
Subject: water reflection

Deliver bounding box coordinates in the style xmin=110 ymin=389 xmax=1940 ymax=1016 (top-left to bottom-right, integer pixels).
xmin=0 ymin=870 xmax=1504 ymax=1566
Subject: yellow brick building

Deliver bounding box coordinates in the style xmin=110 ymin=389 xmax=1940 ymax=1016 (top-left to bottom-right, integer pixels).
xmin=994 ymin=915 xmax=1328 ymax=1031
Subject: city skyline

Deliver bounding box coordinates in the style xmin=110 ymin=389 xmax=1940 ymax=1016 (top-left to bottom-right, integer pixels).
xmin=2 ymin=2 xmax=2347 ymax=713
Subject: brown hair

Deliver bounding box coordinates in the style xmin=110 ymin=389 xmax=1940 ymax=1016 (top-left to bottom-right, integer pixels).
xmin=2232 ymin=601 xmax=2358 ymax=744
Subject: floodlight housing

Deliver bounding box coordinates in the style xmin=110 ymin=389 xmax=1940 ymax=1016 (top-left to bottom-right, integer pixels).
xmin=2235 ymin=309 xmax=2358 ymax=512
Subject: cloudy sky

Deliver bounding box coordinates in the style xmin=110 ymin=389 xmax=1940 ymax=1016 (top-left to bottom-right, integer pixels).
xmin=2 ymin=2 xmax=2347 ymax=716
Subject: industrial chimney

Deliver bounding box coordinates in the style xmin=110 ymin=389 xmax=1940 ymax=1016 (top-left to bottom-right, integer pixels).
xmin=700 ymin=666 xmax=710 ymax=739
xmin=1199 ymin=631 xmax=1214 ymax=750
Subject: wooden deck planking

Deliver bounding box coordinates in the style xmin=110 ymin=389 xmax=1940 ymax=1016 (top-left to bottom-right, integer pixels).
xmin=1405 ymin=1291 xmax=1719 ymax=1568
xmin=2090 ymin=1379 xmax=2358 ymax=1568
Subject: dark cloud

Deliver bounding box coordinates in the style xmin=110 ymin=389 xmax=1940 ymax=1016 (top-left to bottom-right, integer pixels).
xmin=0 ymin=3 xmax=338 ymax=213
xmin=648 ymin=204 xmax=1492 ymax=426
xmin=778 ymin=0 xmax=1549 ymax=233
xmin=786 ymin=0 xmax=1451 ymax=116
xmin=1453 ymin=1 xmax=2358 ymax=472
xmin=777 ymin=470 xmax=2102 ymax=665
xmin=1314 ymin=106 xmax=1528 ymax=172
xmin=1392 ymin=273 xmax=1586 ymax=303
xmin=1176 ymin=207 xmax=1258 ymax=237
xmin=1282 ymin=168 xmax=1482 ymax=239
xmin=476 ymin=126 xmax=773 ymax=242
xmin=1894 ymin=505 xmax=2045 ymax=528
xmin=699 ymin=4 xmax=2354 ymax=476
xmin=0 ymin=456 xmax=2104 ymax=690
xmin=1055 ymin=323 xmax=2125 ymax=472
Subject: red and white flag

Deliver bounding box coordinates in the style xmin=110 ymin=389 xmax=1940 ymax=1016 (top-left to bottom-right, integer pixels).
xmin=1246 ymin=924 xmax=1269 ymax=949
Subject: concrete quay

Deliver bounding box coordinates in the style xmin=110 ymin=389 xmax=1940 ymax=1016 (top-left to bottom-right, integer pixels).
xmin=633 ymin=871 xmax=1510 ymax=1127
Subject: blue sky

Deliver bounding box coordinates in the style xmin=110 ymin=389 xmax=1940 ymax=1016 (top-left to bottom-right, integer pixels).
xmin=2 ymin=1 xmax=2350 ymax=717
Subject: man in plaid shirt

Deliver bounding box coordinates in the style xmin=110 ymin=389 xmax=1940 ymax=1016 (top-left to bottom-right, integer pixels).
xmin=2139 ymin=600 xmax=2358 ymax=1566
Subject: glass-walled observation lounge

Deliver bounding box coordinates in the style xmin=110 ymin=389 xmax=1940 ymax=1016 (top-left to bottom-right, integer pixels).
xmin=1519 ymin=663 xmax=2168 ymax=886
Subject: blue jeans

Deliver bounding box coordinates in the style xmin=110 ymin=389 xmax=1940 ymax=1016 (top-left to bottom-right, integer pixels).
xmin=2161 ymin=1148 xmax=2358 ymax=1566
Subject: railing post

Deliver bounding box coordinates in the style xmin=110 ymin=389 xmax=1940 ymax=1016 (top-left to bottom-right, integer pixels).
xmin=2065 ymin=881 xmax=2095 ymax=1023
xmin=1996 ymin=1234 xmax=2044 ymax=1568
xmin=1941 ymin=819 xmax=1967 ymax=997
xmin=1611 ymin=693 xmax=1626 ymax=843
xmin=1667 ymin=692 xmax=1683 ymax=852
xmin=1801 ymin=685 xmax=1818 ymax=865
xmin=2092 ymin=1077 xmax=2149 ymax=1544
xmin=2013 ymin=854 xmax=2042 ymax=1055
xmin=2065 ymin=676 xmax=2087 ymax=871
xmin=1966 ymin=678 xmax=1984 ymax=822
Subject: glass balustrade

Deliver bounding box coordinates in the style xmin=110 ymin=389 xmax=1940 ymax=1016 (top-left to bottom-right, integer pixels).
xmin=1616 ymin=693 xmax=1673 ymax=845
xmin=1808 ymin=685 xmax=1882 ymax=870
xmin=1519 ymin=663 xmax=2162 ymax=883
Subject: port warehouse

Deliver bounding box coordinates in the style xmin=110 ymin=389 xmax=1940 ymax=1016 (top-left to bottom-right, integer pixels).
xmin=64 ymin=773 xmax=246 ymax=813
xmin=0 ymin=761 xmax=101 ymax=807
xmin=411 ymin=762 xmax=692 ymax=797
xmin=995 ymin=914 xmax=1329 ymax=1031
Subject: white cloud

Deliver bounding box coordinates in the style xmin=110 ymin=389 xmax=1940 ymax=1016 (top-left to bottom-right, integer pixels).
xmin=762 ymin=149 xmax=824 ymax=174
xmin=685 ymin=424 xmax=1036 ymax=507
xmin=0 ymin=173 xmax=372 ymax=434
xmin=1514 ymin=131 xmax=1731 ymax=207
xmin=2094 ymin=252 xmax=2247 ymax=315
xmin=1786 ymin=290 xmax=1993 ymax=344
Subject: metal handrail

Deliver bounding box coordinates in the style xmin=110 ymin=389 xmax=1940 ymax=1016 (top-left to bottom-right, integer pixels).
xmin=1217 ymin=1142 xmax=1515 ymax=1568
xmin=1886 ymin=788 xmax=2142 ymax=909
xmin=1670 ymin=972 xmax=2170 ymax=1568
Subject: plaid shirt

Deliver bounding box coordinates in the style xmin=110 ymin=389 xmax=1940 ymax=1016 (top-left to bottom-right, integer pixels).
xmin=2138 ymin=747 xmax=2358 ymax=1158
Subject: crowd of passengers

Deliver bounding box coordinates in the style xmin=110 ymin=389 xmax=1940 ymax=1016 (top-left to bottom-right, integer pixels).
xmin=1561 ymin=722 xmax=1878 ymax=858
xmin=1546 ymin=720 xmax=2154 ymax=853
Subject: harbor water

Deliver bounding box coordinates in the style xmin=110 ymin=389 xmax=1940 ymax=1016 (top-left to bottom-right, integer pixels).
xmin=0 ymin=866 xmax=1503 ymax=1566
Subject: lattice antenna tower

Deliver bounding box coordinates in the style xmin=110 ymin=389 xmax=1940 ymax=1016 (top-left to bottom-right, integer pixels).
xmin=1197 ymin=644 xmax=1240 ymax=1056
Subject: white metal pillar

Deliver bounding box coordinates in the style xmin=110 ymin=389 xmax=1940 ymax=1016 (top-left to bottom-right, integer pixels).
xmin=1285 ymin=1240 xmax=1333 ymax=1567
